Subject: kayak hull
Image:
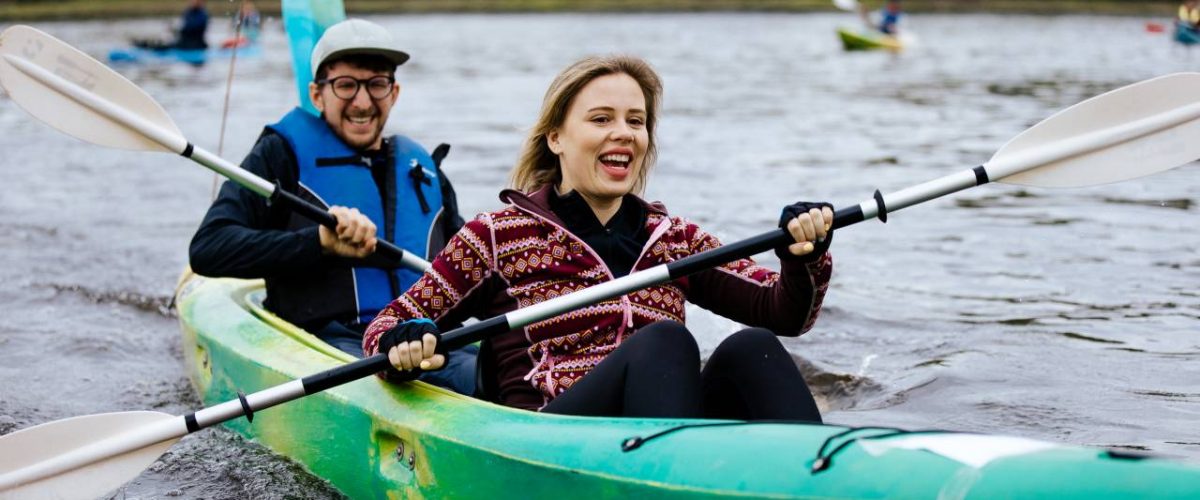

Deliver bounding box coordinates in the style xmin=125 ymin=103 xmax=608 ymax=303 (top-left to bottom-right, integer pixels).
xmin=107 ymin=44 xmax=261 ymax=66
xmin=175 ymin=273 xmax=1200 ymax=498
xmin=837 ymin=27 xmax=903 ymax=51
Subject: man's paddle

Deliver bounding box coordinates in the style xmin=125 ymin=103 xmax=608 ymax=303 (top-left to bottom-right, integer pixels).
xmin=282 ymin=0 xmax=345 ymax=116
xmin=3 ymin=25 xmax=1200 ymax=500
xmin=0 ymin=25 xmax=430 ymax=273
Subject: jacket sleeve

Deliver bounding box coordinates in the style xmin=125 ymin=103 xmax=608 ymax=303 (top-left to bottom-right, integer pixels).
xmin=188 ymin=134 xmax=326 ymax=278
xmin=363 ymin=216 xmax=498 ymax=361
xmin=682 ymin=222 xmax=833 ymax=337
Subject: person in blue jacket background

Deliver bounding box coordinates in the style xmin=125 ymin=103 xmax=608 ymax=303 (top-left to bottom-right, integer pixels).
xmin=878 ymin=0 xmax=902 ymax=35
xmin=131 ymin=0 xmax=209 ymax=51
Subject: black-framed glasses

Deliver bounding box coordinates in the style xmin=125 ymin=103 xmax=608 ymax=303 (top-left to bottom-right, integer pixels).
xmin=316 ymin=75 xmax=395 ymax=100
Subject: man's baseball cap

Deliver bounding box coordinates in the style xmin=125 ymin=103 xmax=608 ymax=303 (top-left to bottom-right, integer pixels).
xmin=310 ymin=19 xmax=410 ymax=78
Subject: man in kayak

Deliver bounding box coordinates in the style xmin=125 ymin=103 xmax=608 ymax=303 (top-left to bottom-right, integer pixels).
xmin=363 ymin=54 xmax=831 ymax=420
xmin=189 ymin=19 xmax=477 ymax=395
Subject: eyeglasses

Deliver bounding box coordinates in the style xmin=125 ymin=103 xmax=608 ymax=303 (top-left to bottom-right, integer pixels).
xmin=316 ymin=75 xmax=395 ymax=100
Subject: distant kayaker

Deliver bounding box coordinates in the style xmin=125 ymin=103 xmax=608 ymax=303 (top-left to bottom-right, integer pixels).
xmin=131 ymin=0 xmax=209 ymax=51
xmin=189 ymin=19 xmax=478 ymax=395
xmin=1177 ymin=0 xmax=1200 ymax=43
xmin=878 ymin=0 xmax=903 ymax=35
xmin=175 ymin=0 xmax=209 ymax=50
xmin=1182 ymin=0 xmax=1200 ymax=27
xmin=365 ymin=55 xmax=831 ymax=421
xmin=229 ymin=0 xmax=262 ymax=45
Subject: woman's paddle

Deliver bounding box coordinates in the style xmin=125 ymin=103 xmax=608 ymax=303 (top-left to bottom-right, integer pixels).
xmin=0 ymin=25 xmax=430 ymax=273
xmin=3 ymin=25 xmax=1200 ymax=500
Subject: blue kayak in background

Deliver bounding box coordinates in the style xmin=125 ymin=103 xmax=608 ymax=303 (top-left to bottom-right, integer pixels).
xmin=107 ymin=42 xmax=261 ymax=66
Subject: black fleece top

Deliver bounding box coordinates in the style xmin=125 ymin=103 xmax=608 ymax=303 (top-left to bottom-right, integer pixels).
xmin=547 ymin=190 xmax=648 ymax=278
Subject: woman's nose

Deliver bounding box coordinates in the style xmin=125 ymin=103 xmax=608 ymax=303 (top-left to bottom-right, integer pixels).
xmin=611 ymin=121 xmax=633 ymax=142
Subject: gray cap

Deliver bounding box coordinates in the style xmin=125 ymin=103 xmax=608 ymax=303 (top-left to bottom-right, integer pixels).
xmin=310 ymin=19 xmax=410 ymax=78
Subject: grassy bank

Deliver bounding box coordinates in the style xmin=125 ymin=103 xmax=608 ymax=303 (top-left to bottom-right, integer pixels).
xmin=0 ymin=0 xmax=1179 ymax=21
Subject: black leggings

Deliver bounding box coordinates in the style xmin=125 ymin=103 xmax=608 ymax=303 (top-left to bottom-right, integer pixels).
xmin=541 ymin=320 xmax=822 ymax=422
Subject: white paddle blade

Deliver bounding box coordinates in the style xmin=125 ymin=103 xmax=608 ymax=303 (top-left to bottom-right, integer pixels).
xmin=832 ymin=0 xmax=859 ymax=11
xmin=0 ymin=25 xmax=185 ymax=153
xmin=993 ymin=72 xmax=1200 ymax=187
xmin=0 ymin=411 xmax=182 ymax=500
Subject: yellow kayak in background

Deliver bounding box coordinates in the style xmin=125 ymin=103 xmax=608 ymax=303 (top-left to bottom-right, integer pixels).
xmin=838 ymin=27 xmax=904 ymax=51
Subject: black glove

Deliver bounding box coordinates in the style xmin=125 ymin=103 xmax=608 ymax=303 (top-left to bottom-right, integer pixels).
xmin=377 ymin=318 xmax=446 ymax=381
xmin=776 ymin=201 xmax=834 ymax=262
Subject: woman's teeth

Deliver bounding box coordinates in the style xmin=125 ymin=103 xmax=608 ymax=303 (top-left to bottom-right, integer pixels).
xmin=600 ymin=153 xmax=630 ymax=167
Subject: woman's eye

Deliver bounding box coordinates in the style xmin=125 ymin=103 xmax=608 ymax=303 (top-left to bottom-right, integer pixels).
xmin=591 ymin=115 xmax=610 ymax=124
xmin=629 ymin=118 xmax=645 ymax=126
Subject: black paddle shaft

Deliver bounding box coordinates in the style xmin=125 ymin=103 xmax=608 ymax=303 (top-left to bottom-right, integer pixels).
xmin=270 ymin=186 xmax=414 ymax=268
xmin=300 ymin=205 xmax=866 ymax=395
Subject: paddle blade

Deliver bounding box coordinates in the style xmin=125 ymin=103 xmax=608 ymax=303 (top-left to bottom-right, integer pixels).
xmin=0 ymin=411 xmax=180 ymax=500
xmin=283 ymin=0 xmax=346 ymax=115
xmin=993 ymin=73 xmax=1200 ymax=187
xmin=0 ymin=25 xmax=183 ymax=153
xmin=833 ymin=0 xmax=859 ymax=11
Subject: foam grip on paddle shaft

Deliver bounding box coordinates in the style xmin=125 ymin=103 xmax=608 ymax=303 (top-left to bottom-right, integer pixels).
xmin=270 ymin=186 xmax=338 ymax=227
xmin=377 ymin=319 xmax=447 ymax=382
xmin=776 ymin=201 xmax=835 ymax=262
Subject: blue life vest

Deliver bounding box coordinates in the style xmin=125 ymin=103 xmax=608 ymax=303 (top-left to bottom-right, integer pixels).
xmin=268 ymin=107 xmax=443 ymax=323
xmin=879 ymin=9 xmax=901 ymax=35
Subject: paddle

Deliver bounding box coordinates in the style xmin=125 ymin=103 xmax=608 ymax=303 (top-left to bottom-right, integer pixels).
xmin=3 ymin=26 xmax=1200 ymax=499
xmin=282 ymin=0 xmax=345 ymax=116
xmin=832 ymin=0 xmax=859 ymax=11
xmin=0 ymin=25 xmax=430 ymax=273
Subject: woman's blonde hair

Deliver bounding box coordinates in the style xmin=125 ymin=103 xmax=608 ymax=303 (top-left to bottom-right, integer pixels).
xmin=509 ymin=55 xmax=663 ymax=194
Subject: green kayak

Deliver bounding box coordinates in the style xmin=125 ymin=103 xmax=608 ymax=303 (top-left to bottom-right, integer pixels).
xmin=176 ymin=272 xmax=1200 ymax=498
xmin=837 ymin=27 xmax=904 ymax=51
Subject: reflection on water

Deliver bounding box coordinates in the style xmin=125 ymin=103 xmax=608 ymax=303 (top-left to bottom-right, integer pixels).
xmin=1 ymin=11 xmax=1198 ymax=497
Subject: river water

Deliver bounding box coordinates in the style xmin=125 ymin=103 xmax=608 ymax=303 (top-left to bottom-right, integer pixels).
xmin=1 ymin=11 xmax=1197 ymax=499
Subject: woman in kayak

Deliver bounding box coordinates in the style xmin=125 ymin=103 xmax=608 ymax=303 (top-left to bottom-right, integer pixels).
xmin=364 ymin=55 xmax=832 ymax=421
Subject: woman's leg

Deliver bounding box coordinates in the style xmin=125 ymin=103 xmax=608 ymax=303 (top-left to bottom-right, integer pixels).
xmin=701 ymin=328 xmax=822 ymax=422
xmin=542 ymin=320 xmax=702 ymax=418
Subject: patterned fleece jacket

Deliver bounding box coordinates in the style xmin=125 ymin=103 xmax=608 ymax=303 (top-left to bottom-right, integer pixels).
xmin=364 ymin=185 xmax=833 ymax=411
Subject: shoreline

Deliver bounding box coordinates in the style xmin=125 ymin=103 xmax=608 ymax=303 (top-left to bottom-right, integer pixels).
xmin=0 ymin=1 xmax=1180 ymax=22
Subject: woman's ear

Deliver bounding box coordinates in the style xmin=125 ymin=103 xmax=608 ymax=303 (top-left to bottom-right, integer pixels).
xmin=546 ymin=130 xmax=561 ymax=155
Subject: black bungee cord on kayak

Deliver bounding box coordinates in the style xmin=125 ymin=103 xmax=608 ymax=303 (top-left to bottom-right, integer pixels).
xmin=620 ymin=419 xmax=843 ymax=452
xmin=808 ymin=427 xmax=955 ymax=473
xmin=618 ymin=421 xmax=783 ymax=452
xmin=620 ymin=422 xmax=959 ymax=474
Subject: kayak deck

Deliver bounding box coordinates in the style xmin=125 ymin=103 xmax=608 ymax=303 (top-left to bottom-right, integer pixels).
xmin=175 ymin=273 xmax=1200 ymax=498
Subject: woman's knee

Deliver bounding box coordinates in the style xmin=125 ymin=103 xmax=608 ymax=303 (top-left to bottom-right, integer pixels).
xmin=629 ymin=320 xmax=699 ymax=360
xmin=720 ymin=327 xmax=785 ymax=355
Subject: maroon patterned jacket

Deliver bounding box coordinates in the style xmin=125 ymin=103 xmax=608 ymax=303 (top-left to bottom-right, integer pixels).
xmin=364 ymin=185 xmax=833 ymax=410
